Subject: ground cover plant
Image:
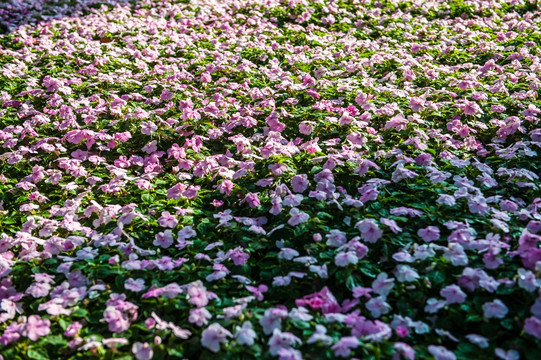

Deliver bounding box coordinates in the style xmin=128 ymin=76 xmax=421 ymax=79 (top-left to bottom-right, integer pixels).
xmin=0 ymin=0 xmax=541 ymax=358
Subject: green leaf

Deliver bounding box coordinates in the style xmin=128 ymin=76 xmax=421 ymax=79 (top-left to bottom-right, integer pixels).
xmin=27 ymin=348 xmax=49 ymax=360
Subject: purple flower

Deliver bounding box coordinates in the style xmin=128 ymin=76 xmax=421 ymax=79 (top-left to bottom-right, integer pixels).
xmin=132 ymin=342 xmax=153 ymax=360
xmin=291 ymin=174 xmax=309 ymax=193
xmin=103 ymin=307 xmax=130 ymax=333
xmin=440 ymin=285 xmax=467 ymax=304
xmin=393 ymin=342 xmax=415 ymax=360
xmin=188 ymin=307 xmax=212 ymax=327
xmin=335 ymin=251 xmax=358 ymax=267
xmin=417 ymin=226 xmax=440 ymax=242
xmin=356 ymin=219 xmax=383 ymax=243
xmin=482 ymin=299 xmax=508 ymax=319
xmin=22 ymin=315 xmax=51 ymax=341
xmin=331 ymin=336 xmax=359 ymax=357
xmin=153 ymin=230 xmax=174 ymax=248
xmin=259 ymin=307 xmax=288 ymax=334
xmin=372 ymin=272 xmax=395 ymax=296
xmin=524 ymin=316 xmax=541 ymax=339
xmin=366 ymin=296 xmax=391 ymax=318
xmin=268 ymin=328 xmax=302 ymax=356
xmin=428 ymin=345 xmax=456 ymax=360
xmin=158 ymin=211 xmax=178 ymax=228
xmin=235 ymin=321 xmax=257 ymax=346
xmin=201 ymin=323 xmax=232 ymax=353
xmin=288 ymin=208 xmax=309 ymax=226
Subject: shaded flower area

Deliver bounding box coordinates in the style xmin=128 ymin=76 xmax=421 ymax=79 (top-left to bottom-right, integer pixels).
xmin=0 ymin=0 xmax=541 ymax=359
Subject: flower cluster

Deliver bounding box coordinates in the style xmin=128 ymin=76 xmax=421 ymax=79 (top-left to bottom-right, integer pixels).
xmin=0 ymin=0 xmax=541 ymax=359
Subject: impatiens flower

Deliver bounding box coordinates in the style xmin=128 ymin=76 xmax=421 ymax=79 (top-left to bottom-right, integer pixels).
xmin=366 ymin=296 xmax=391 ymax=318
xmin=124 ymin=278 xmax=146 ymax=292
xmin=482 ymin=299 xmax=508 ymax=319
xmin=372 ymin=273 xmax=395 ymax=296
xmin=22 ymin=315 xmax=50 ymax=341
xmin=158 ymin=211 xmax=178 ymax=228
xmin=335 ymin=251 xmax=358 ymax=267
xmin=103 ymin=307 xmax=130 ymax=333
xmin=524 ymin=316 xmax=541 ymax=339
xmin=188 ymin=307 xmax=212 ymax=327
xmin=307 ymin=324 xmax=332 ymax=345
xmin=495 ymin=348 xmax=520 ymax=360
xmin=246 ymin=284 xmax=268 ymax=301
xmin=291 ymin=174 xmax=309 ymax=193
xmin=466 ymin=334 xmax=489 ymax=349
xmin=132 ymin=342 xmax=153 ymax=360
xmin=440 ymin=285 xmax=467 ymax=304
xmin=288 ymin=208 xmax=309 ymax=226
xmin=153 ymin=230 xmax=174 ymax=248
xmin=356 ymin=219 xmax=383 ymax=243
xmin=428 ymin=345 xmax=456 ymax=360
xmin=260 ymin=307 xmax=288 ymax=334
xmin=201 ymin=323 xmax=232 ymax=353
xmin=417 ymin=226 xmax=440 ymax=242
xmin=268 ymin=328 xmax=302 ymax=356
xmin=393 ymin=342 xmax=415 ymax=360
xmin=235 ymin=321 xmax=257 ymax=346
xmin=188 ymin=283 xmax=209 ymax=308
xmin=331 ymin=336 xmax=359 ymax=357
xmin=394 ymin=265 xmax=420 ymax=282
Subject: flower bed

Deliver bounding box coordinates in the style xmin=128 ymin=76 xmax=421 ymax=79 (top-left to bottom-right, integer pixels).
xmin=0 ymin=0 xmax=541 ymax=359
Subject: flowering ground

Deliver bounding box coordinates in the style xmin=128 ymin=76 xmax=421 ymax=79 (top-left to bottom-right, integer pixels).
xmin=0 ymin=0 xmax=540 ymax=359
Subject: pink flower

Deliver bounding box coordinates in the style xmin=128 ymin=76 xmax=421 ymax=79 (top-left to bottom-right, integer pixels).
xmin=189 ymin=307 xmax=212 ymax=327
xmin=440 ymin=285 xmax=466 ymax=304
xmin=201 ymin=323 xmax=232 ymax=353
xmin=188 ymin=284 xmax=209 ymax=308
xmin=417 ymin=226 xmax=440 ymax=242
xmin=103 ymin=307 xmax=130 ymax=333
xmin=246 ymin=284 xmax=268 ymax=301
xmin=288 ymin=208 xmax=309 ymax=226
xmin=299 ymin=121 xmax=315 ymax=135
xmin=132 ymin=342 xmax=153 ymax=360
xmin=291 ymin=174 xmax=309 ymax=193
xmin=331 ymin=336 xmax=359 ymax=357
xmin=244 ymin=193 xmax=260 ymax=208
xmin=356 ymin=219 xmax=383 ymax=243
xmin=153 ymin=230 xmax=174 ymax=248
xmin=158 ymin=211 xmax=178 ymax=228
xmin=22 ymin=315 xmax=51 ymax=341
